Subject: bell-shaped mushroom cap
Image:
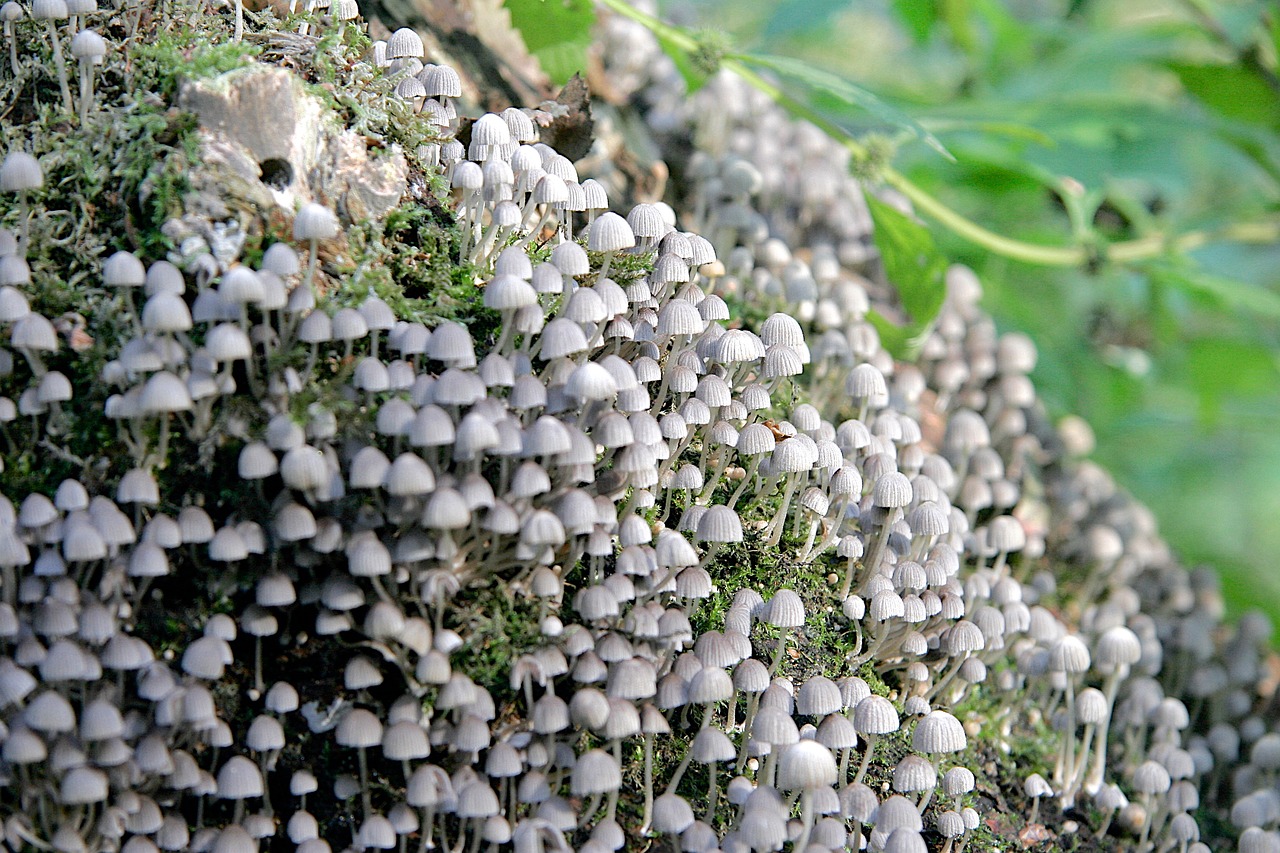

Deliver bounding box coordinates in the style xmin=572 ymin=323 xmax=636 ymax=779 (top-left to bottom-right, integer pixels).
xmin=261 ymin=242 xmax=300 ymax=277
xmin=816 ymin=712 xmax=859 ymax=751
xmin=626 ymin=203 xmax=667 ymax=241
xmin=797 ymin=676 xmax=842 ymax=717
xmin=892 ymin=754 xmax=937 ymax=794
xmin=382 ymin=720 xmax=430 ymax=761
xmin=337 ymin=708 xmax=384 ymax=748
xmin=942 ymin=766 xmax=975 ymax=797
xmin=854 ymin=695 xmax=900 ymax=735
xmin=0 ymin=151 xmax=43 ymax=191
xmin=1049 ymin=634 xmax=1091 ymax=673
xmin=294 ymin=202 xmax=339 ymax=242
xmin=777 ymin=740 xmax=838 ymax=791
xmin=103 ymin=250 xmax=146 ymax=287
xmin=24 ymin=688 xmax=75 ymax=732
xmin=570 ymin=748 xmax=621 ymax=796
xmin=1095 ymin=625 xmax=1142 ymax=670
xmin=872 ymin=794 xmax=922 ymax=833
xmin=205 ymin=322 xmax=252 ymax=362
xmin=565 ymin=361 xmax=616 ymax=402
xmin=652 ymin=793 xmax=694 ymax=834
xmin=2 ymin=722 xmax=46 ymax=758
xmin=140 ymin=371 xmax=193 ymax=413
xmin=142 ymin=292 xmax=193 ymax=332
xmin=1132 ymin=759 xmax=1172 ymax=795
xmin=588 ymin=211 xmax=635 ymax=253
xmin=695 ymin=505 xmax=742 ymax=544
xmin=211 ymin=825 xmax=256 ymax=853
xmin=421 ymin=64 xmax=462 ymax=98
xmin=216 ymin=755 xmax=264 ymax=800
xmin=882 ymin=828 xmax=928 ymax=853
xmin=181 ymin=635 xmax=229 ymax=680
xmin=355 ymin=813 xmax=397 ymax=849
xmin=912 ymin=710 xmax=966 ymax=754
xmin=752 ymin=706 xmax=800 ymax=747
xmin=873 ymin=471 xmax=913 ymax=508
xmin=763 ymin=589 xmax=805 ymax=628
xmin=60 ymin=765 xmax=109 ymax=804
xmin=687 ymin=667 xmax=734 ymax=705
xmin=246 ymin=714 xmax=286 ymax=753
xmin=550 ymin=241 xmax=589 ymax=276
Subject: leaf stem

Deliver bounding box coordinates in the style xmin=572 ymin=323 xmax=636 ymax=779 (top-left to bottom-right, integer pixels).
xmin=595 ymin=0 xmax=1280 ymax=269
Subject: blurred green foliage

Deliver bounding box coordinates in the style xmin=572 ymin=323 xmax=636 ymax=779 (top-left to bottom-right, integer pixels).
xmin=655 ymin=0 xmax=1280 ymax=621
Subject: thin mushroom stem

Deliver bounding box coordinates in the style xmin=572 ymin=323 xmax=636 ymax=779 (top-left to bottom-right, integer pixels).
xmin=861 ymin=507 xmax=898 ymax=582
xmin=768 ymin=626 xmax=792 ymax=677
xmin=763 ymin=473 xmax=801 ymax=547
xmin=578 ymin=791 xmax=602 ymax=827
xmin=77 ymin=60 xmax=92 ymax=123
xmin=1059 ymin=679 xmax=1078 ymax=800
xmin=853 ymin=733 xmax=879 ymax=786
xmin=6 ymin=23 xmax=18 ymax=76
xmin=794 ymin=790 xmax=815 ymax=853
xmin=640 ymin=732 xmax=655 ymax=832
xmin=357 ymin=745 xmax=372 ymax=820
xmin=735 ymin=692 xmax=762 ymax=773
xmin=303 ymin=237 xmax=320 ymax=295
xmin=43 ymin=20 xmax=73 ymax=115
xmin=917 ymin=757 xmax=941 ymax=813
xmin=1084 ymin=668 xmax=1126 ymax=795
xmin=664 ymin=749 xmax=694 ymax=795
xmin=705 ymin=762 xmax=719 ymax=823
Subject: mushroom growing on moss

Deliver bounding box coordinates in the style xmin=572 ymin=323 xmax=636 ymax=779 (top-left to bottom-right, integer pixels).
xmin=0 ymin=151 xmax=42 ymax=249
xmin=31 ymin=0 xmax=74 ymax=114
xmin=1 ymin=2 xmax=22 ymax=76
xmin=69 ymin=28 xmax=105 ymax=123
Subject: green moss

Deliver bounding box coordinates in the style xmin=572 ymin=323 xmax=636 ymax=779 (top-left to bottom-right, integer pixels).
xmin=130 ymin=27 xmax=263 ymax=98
xmin=449 ymin=577 xmax=551 ymax=712
xmin=342 ymin=200 xmax=501 ymax=343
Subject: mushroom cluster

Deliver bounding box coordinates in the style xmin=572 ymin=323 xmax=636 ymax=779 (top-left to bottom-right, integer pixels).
xmin=0 ymin=2 xmax=1273 ymax=853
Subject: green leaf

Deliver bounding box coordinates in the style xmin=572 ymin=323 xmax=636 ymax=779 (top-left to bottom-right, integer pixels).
xmin=1187 ymin=336 xmax=1279 ymax=424
xmin=917 ymin=117 xmax=1054 ymax=146
xmin=734 ymin=52 xmax=953 ymax=160
xmin=504 ymin=0 xmax=596 ymax=86
xmin=1167 ymin=61 xmax=1280 ymax=128
xmin=892 ymin=0 xmax=938 ymax=43
xmin=1145 ymin=261 xmax=1280 ymax=321
xmin=865 ymin=194 xmax=949 ymax=359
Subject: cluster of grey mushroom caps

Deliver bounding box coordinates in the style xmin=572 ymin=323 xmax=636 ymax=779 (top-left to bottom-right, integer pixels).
xmin=0 ymin=2 xmax=1276 ymax=852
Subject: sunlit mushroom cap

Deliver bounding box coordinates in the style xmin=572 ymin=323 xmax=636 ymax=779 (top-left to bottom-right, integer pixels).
xmin=294 ymin=203 xmax=339 ymax=241
xmin=588 ymin=212 xmax=635 ymax=253
xmin=777 ymin=740 xmax=838 ymax=790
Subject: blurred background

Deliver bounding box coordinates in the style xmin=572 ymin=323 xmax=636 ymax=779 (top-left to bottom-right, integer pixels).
xmin=659 ymin=0 xmax=1280 ymax=620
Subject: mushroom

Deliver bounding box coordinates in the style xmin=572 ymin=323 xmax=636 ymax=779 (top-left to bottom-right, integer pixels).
xmin=853 ymin=694 xmax=900 ymax=785
xmin=570 ymin=748 xmax=621 ymax=826
xmin=777 ymin=740 xmax=838 ymax=853
xmin=0 ymin=151 xmax=43 ymax=249
xmin=69 ymin=27 xmax=104 ymax=123
xmin=31 ymin=0 xmax=74 ymax=114
xmin=292 ymin=202 xmax=339 ymax=297
xmin=587 ymin=212 xmax=635 ymax=282
xmin=335 ymin=707 xmax=383 ymax=821
xmin=1 ymin=2 xmax=22 ymax=76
